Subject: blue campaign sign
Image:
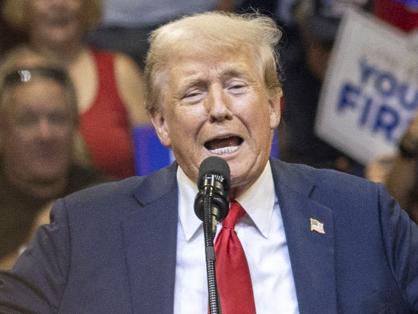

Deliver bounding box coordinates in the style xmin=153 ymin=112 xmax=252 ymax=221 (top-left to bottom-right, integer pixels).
xmin=315 ymin=10 xmax=418 ymax=165
xmin=336 ymin=58 xmax=417 ymax=144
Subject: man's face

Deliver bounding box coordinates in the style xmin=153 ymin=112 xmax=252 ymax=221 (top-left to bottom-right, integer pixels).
xmin=1 ymin=78 xmax=73 ymax=183
xmin=151 ymin=49 xmax=281 ymax=196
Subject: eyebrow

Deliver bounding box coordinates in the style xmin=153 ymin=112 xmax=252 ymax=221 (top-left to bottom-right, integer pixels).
xmin=220 ymin=69 xmax=251 ymax=82
xmin=175 ymin=77 xmax=207 ymax=99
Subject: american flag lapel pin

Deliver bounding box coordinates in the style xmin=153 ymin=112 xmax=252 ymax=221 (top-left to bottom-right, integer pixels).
xmin=310 ymin=217 xmax=325 ymax=234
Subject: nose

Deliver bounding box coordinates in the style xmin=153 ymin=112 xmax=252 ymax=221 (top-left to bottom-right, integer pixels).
xmin=207 ymin=86 xmax=233 ymax=123
xmin=37 ymin=118 xmax=54 ymax=139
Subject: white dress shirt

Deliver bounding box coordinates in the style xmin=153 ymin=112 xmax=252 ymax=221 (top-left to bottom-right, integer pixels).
xmin=174 ymin=161 xmax=300 ymax=314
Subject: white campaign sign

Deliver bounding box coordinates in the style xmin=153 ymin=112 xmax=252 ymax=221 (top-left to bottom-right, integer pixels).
xmin=315 ymin=9 xmax=418 ymax=165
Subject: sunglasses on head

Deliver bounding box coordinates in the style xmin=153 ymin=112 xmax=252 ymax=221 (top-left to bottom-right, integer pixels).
xmin=3 ymin=66 xmax=70 ymax=87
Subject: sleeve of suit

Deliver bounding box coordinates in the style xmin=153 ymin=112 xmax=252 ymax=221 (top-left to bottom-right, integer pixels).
xmin=378 ymin=184 xmax=418 ymax=310
xmin=0 ymin=198 xmax=70 ymax=313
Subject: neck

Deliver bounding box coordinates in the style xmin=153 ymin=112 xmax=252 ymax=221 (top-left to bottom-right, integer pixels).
xmin=31 ymin=37 xmax=84 ymax=65
xmin=229 ymin=176 xmax=259 ymax=200
xmin=4 ymin=166 xmax=68 ymax=200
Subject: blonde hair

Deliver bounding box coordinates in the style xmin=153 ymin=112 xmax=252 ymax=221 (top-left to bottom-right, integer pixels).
xmin=0 ymin=46 xmax=91 ymax=166
xmin=144 ymin=11 xmax=282 ymax=115
xmin=2 ymin=0 xmax=102 ymax=33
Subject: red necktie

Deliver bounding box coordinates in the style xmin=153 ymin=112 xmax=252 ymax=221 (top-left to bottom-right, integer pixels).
xmin=215 ymin=201 xmax=256 ymax=314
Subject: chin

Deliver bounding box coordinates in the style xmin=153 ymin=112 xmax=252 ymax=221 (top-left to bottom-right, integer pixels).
xmin=30 ymin=172 xmax=65 ymax=184
xmin=31 ymin=164 xmax=67 ymax=181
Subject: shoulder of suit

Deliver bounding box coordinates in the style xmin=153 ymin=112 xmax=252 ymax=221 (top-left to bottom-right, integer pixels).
xmin=271 ymin=159 xmax=377 ymax=193
xmin=61 ymin=163 xmax=177 ymax=209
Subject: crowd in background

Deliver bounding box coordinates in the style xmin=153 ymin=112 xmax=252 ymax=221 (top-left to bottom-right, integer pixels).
xmin=0 ymin=0 xmax=417 ymax=268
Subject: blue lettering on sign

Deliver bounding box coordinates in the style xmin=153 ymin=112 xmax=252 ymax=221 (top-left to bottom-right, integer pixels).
xmin=375 ymin=71 xmax=397 ymax=97
xmin=359 ymin=59 xmax=376 ymax=85
xmin=337 ymin=82 xmax=360 ymax=112
xmin=334 ymin=59 xmax=418 ymax=145
xmin=398 ymin=83 xmax=418 ymax=111
xmin=372 ymin=105 xmax=400 ymax=142
xmin=359 ymin=96 xmax=373 ymax=127
xmin=336 ymin=82 xmax=408 ymax=144
xmin=358 ymin=58 xmax=418 ymax=111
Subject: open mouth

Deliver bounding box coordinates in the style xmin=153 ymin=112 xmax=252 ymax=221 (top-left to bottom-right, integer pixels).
xmin=204 ymin=135 xmax=243 ymax=155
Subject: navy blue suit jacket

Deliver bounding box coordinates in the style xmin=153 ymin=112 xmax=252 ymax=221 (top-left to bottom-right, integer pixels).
xmin=1 ymin=160 xmax=418 ymax=313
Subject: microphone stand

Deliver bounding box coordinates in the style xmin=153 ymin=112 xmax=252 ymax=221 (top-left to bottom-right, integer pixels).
xmin=202 ymin=192 xmax=222 ymax=314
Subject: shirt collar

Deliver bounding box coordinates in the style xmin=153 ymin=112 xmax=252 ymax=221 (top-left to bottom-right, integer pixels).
xmin=177 ymin=161 xmax=276 ymax=241
xmin=235 ymin=161 xmax=276 ymax=238
xmin=177 ymin=167 xmax=201 ymax=241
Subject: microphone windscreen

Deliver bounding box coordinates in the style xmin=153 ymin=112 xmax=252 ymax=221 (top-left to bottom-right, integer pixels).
xmin=198 ymin=156 xmax=230 ymax=190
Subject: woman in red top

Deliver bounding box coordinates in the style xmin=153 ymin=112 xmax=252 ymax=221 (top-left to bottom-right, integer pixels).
xmin=2 ymin=0 xmax=150 ymax=178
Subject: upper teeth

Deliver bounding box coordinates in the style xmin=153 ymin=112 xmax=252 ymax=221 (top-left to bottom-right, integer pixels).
xmin=209 ymin=146 xmax=239 ymax=155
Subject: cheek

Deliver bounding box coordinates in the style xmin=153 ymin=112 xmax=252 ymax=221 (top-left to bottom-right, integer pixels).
xmin=245 ymin=106 xmax=271 ymax=133
xmin=245 ymin=110 xmax=275 ymax=149
xmin=48 ymin=128 xmax=74 ymax=154
xmin=57 ymin=126 xmax=73 ymax=141
xmin=169 ymin=107 xmax=204 ymax=135
xmin=2 ymin=131 xmax=30 ymax=162
xmin=7 ymin=128 xmax=32 ymax=146
xmin=269 ymin=112 xmax=280 ymax=129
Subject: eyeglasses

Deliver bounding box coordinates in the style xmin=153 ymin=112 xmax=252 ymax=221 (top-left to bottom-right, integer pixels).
xmin=3 ymin=66 xmax=70 ymax=87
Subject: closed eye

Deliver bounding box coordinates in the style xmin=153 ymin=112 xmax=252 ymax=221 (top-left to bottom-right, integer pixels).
xmin=182 ymin=89 xmax=206 ymax=103
xmin=227 ymin=82 xmax=248 ymax=95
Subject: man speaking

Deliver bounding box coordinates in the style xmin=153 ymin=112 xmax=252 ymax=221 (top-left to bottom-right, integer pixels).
xmin=1 ymin=12 xmax=418 ymax=313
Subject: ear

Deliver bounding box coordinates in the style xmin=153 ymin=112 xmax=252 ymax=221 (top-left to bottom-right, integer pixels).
xmin=268 ymin=88 xmax=282 ymax=129
xmin=150 ymin=110 xmax=172 ymax=148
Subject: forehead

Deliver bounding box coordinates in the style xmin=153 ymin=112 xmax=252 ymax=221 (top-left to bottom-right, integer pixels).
xmin=167 ymin=49 xmax=260 ymax=83
xmin=5 ymin=78 xmax=68 ymax=113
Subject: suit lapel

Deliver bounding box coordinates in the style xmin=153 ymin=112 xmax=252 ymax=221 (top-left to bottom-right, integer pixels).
xmin=272 ymin=160 xmax=337 ymax=314
xmin=120 ymin=160 xmax=338 ymax=313
xmin=122 ymin=164 xmax=178 ymax=314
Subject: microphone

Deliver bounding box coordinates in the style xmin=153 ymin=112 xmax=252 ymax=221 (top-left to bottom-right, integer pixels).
xmin=194 ymin=156 xmax=230 ymax=225
xmin=194 ymin=157 xmax=230 ymax=314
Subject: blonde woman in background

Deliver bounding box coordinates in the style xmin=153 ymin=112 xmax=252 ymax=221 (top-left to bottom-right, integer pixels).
xmin=2 ymin=0 xmax=149 ymax=178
